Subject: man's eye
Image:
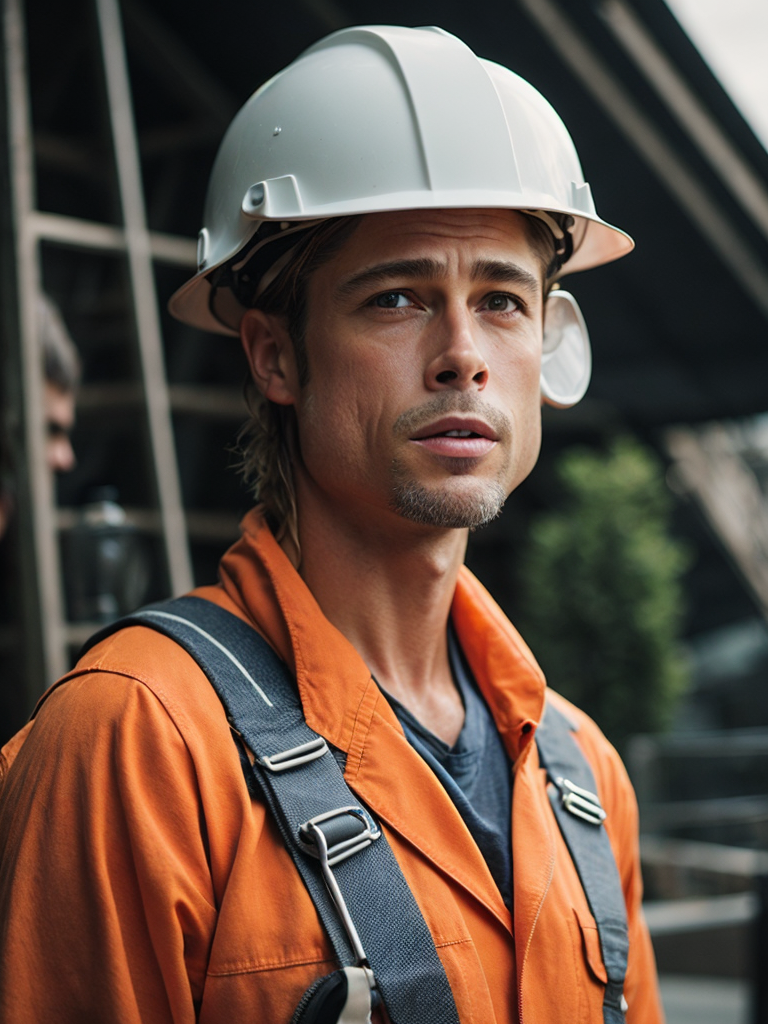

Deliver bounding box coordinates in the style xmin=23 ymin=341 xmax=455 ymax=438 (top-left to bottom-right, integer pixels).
xmin=372 ymin=291 xmax=411 ymax=308
xmin=485 ymin=293 xmax=519 ymax=312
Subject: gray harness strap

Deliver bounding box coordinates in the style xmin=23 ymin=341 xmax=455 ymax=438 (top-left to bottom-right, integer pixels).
xmin=535 ymin=703 xmax=629 ymax=1022
xmin=86 ymin=596 xmax=630 ymax=1022
xmin=84 ymin=596 xmax=459 ymax=1024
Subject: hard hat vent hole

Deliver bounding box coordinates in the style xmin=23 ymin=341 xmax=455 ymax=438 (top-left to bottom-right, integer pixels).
xmin=242 ymin=183 xmax=266 ymax=215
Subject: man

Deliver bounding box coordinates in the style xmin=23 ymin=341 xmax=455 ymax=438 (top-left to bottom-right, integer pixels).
xmin=0 ymin=294 xmax=79 ymax=537
xmin=39 ymin=293 xmax=79 ymax=475
xmin=0 ymin=26 xmax=663 ymax=1023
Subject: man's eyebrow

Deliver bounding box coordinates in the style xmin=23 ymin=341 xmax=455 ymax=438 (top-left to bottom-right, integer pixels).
xmin=471 ymin=259 xmax=541 ymax=297
xmin=336 ymin=256 xmax=541 ymax=298
xmin=336 ymin=258 xmax=448 ymax=296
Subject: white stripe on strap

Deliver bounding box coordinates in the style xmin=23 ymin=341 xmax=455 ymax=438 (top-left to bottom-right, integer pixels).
xmin=142 ymin=610 xmax=274 ymax=707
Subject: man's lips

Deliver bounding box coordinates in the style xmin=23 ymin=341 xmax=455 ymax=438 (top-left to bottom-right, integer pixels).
xmin=411 ymin=417 xmax=499 ymax=442
xmin=409 ymin=416 xmax=499 ymax=458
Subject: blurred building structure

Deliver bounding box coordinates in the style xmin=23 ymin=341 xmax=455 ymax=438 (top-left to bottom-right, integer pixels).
xmin=2 ymin=0 xmax=768 ymax=1015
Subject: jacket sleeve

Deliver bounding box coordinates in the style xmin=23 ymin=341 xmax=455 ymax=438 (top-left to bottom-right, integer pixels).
xmin=0 ymin=671 xmax=219 ymax=1024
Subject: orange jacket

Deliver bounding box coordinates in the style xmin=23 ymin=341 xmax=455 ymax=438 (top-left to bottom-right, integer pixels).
xmin=0 ymin=511 xmax=663 ymax=1023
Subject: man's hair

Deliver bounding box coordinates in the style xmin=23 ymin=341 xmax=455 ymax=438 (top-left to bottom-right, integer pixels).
xmin=236 ymin=213 xmax=560 ymax=551
xmin=237 ymin=217 xmax=362 ymax=551
xmin=38 ymin=294 xmax=81 ymax=393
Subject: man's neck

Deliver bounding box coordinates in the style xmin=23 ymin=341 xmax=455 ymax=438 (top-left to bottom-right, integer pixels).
xmin=294 ymin=499 xmax=468 ymax=745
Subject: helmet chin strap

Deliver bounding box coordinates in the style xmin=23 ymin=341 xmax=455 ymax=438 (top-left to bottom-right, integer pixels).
xmin=540 ymin=291 xmax=592 ymax=408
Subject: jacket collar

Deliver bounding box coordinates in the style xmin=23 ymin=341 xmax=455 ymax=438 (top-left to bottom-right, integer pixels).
xmin=217 ymin=509 xmax=546 ymax=762
xmin=217 ymin=510 xmax=549 ymax=929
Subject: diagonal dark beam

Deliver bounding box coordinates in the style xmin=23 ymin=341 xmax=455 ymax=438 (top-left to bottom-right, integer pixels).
xmin=518 ymin=0 xmax=768 ymax=324
xmin=598 ymin=0 xmax=768 ymax=246
xmin=122 ymin=0 xmax=238 ymax=127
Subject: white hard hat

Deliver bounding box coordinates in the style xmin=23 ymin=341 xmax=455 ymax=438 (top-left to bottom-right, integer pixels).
xmin=169 ymin=24 xmax=633 ymax=339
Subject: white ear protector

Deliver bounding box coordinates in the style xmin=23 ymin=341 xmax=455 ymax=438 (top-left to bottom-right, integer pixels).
xmin=540 ymin=290 xmax=592 ymax=408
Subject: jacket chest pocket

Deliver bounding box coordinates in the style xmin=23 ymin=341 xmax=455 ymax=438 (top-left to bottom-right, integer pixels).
xmin=570 ymin=904 xmax=611 ymax=1022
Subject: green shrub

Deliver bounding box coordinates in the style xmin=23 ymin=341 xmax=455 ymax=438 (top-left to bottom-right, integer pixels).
xmin=519 ymin=437 xmax=690 ymax=748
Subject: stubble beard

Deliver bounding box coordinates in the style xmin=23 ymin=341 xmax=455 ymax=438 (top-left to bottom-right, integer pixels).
xmin=390 ymin=475 xmax=507 ymax=529
xmin=388 ymin=394 xmax=513 ymax=530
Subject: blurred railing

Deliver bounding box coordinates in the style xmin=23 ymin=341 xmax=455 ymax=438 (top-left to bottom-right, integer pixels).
xmin=630 ymin=731 xmax=768 ymax=1022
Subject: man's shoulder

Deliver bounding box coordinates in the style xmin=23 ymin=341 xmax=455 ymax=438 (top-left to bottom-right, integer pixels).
xmin=4 ymin=588 xmax=248 ymax=778
xmin=69 ymin=584 xmax=251 ymax=709
xmin=70 ymin=622 xmax=217 ymax=723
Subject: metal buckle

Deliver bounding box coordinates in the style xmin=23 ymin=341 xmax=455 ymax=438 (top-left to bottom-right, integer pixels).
xmin=300 ymin=806 xmax=380 ymax=867
xmin=299 ymin=806 xmax=381 ymax=968
xmin=557 ymin=777 xmax=607 ymax=825
xmin=258 ymin=737 xmax=329 ymax=772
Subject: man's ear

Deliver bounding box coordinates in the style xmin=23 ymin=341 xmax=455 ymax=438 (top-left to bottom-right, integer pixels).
xmin=540 ymin=290 xmax=592 ymax=409
xmin=240 ymin=308 xmax=299 ymax=406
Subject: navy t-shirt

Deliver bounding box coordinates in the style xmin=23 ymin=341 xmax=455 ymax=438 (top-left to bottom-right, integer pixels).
xmin=382 ymin=627 xmax=513 ymax=908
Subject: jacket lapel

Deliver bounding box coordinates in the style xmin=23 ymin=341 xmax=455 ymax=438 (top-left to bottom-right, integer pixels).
xmin=220 ymin=514 xmax=553 ymax=940
xmin=345 ymin=679 xmax=513 ymax=933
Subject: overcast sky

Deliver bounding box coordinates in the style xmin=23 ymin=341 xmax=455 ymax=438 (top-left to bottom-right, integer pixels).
xmin=665 ymin=0 xmax=768 ymax=149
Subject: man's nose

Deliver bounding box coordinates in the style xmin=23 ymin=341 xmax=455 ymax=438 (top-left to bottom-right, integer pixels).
xmin=48 ymin=437 xmax=76 ymax=473
xmin=424 ymin=311 xmax=489 ymax=391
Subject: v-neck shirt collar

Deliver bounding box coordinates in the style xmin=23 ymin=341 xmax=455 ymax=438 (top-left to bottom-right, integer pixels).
xmin=380 ymin=624 xmax=514 ymax=908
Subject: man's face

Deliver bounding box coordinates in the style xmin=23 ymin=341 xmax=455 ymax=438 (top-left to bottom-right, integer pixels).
xmin=44 ymin=383 xmax=76 ymax=473
xmin=285 ymin=208 xmax=546 ymax=532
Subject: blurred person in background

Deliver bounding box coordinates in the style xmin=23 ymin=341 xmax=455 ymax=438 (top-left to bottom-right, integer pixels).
xmin=39 ymin=293 xmax=79 ymax=476
xmin=0 ymin=293 xmax=80 ymax=538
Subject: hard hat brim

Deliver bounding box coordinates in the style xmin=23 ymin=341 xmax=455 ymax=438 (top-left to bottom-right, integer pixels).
xmin=168 ymin=203 xmax=633 ymax=336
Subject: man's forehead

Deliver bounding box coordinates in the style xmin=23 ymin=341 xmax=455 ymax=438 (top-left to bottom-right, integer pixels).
xmin=321 ymin=207 xmax=541 ymax=287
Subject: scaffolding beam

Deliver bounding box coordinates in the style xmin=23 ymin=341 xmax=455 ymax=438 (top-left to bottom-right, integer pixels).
xmin=2 ymin=0 xmax=67 ymax=693
xmin=94 ymin=0 xmax=192 ymax=596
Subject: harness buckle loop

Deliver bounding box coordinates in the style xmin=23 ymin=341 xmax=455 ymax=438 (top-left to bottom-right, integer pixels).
xmin=300 ymin=806 xmax=381 ymax=867
xmin=557 ymin=777 xmax=607 ymax=825
xmin=259 ymin=737 xmax=329 ymax=772
xmin=299 ymin=807 xmax=381 ymax=969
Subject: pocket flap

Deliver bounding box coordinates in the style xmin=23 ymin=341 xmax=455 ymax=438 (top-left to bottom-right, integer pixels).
xmin=573 ymin=906 xmax=607 ymax=984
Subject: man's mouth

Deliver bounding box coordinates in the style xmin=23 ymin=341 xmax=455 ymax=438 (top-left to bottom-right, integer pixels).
xmin=410 ymin=418 xmax=499 ymax=458
xmin=411 ymin=416 xmax=498 ymax=439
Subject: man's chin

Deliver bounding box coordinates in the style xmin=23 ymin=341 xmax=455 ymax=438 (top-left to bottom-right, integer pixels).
xmin=390 ymin=480 xmax=506 ymax=530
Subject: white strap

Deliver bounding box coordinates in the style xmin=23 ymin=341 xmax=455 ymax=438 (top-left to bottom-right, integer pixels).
xmin=338 ymin=966 xmax=374 ymax=1024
